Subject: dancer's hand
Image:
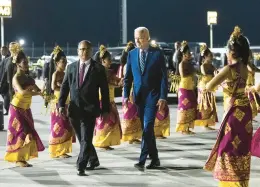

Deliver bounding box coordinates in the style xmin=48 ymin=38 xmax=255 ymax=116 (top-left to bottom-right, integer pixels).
xmin=57 ymin=82 xmax=62 ymax=87
xmin=157 ymin=99 xmax=167 ymax=111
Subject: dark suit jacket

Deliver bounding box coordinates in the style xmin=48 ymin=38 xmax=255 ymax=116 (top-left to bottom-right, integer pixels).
xmin=6 ymin=57 xmax=16 ymax=97
xmin=43 ymin=62 xmax=49 ymax=80
xmin=58 ymin=59 xmax=110 ymax=118
xmin=0 ymin=56 xmax=13 ymax=95
xmin=0 ymin=57 xmax=8 ymax=94
xmin=124 ymin=46 xmax=168 ymax=106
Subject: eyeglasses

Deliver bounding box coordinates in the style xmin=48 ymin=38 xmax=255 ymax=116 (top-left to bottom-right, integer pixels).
xmin=78 ymin=48 xmax=89 ymax=51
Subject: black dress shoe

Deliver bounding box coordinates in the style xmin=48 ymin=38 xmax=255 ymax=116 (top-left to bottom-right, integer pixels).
xmin=146 ymin=159 xmax=160 ymax=169
xmin=77 ymin=170 xmax=87 ymax=176
xmin=86 ymin=161 xmax=100 ymax=170
xmin=134 ymin=163 xmax=144 ymax=171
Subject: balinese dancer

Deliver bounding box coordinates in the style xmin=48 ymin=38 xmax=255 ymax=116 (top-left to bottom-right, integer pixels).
xmin=152 ymin=43 xmax=170 ymax=139
xmin=48 ymin=46 xmax=75 ymax=158
xmin=175 ymin=41 xmax=197 ymax=135
xmin=93 ymin=45 xmax=123 ymax=150
xmin=4 ymin=50 xmax=44 ymax=167
xmin=154 ymin=105 xmax=170 ymax=139
xmin=195 ymin=44 xmax=218 ymax=130
xmin=204 ymin=26 xmax=252 ymax=187
xmin=245 ymin=50 xmax=260 ymax=118
xmin=121 ymin=65 xmax=142 ymax=144
xmin=117 ymin=41 xmax=135 ymax=78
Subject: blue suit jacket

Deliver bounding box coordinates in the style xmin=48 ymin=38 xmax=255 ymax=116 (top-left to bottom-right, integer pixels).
xmin=123 ymin=46 xmax=168 ymax=106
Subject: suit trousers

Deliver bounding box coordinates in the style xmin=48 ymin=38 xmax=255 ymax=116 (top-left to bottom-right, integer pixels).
xmin=69 ymin=116 xmax=98 ymax=170
xmin=1 ymin=93 xmax=10 ymax=113
xmin=138 ymin=99 xmax=159 ymax=165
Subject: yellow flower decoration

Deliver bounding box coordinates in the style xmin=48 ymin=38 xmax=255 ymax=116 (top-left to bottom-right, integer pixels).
xmin=11 ymin=43 xmax=23 ymax=64
xmin=52 ymin=46 xmax=63 ymax=60
xmin=229 ymin=26 xmax=242 ymax=44
xmin=180 ymin=41 xmax=188 ymax=53
xmin=99 ymin=44 xmax=107 ymax=58
xmin=200 ymin=44 xmax=208 ymax=55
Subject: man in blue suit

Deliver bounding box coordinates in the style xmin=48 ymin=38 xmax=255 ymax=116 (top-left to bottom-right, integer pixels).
xmin=124 ymin=27 xmax=168 ymax=170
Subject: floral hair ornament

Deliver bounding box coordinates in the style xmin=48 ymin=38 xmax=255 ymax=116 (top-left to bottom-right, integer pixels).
xmin=125 ymin=41 xmax=135 ymax=52
xmin=200 ymin=44 xmax=208 ymax=56
xmin=127 ymin=41 xmax=134 ymax=48
xmin=52 ymin=46 xmax=63 ymax=60
xmin=99 ymin=45 xmax=107 ymax=58
xmin=229 ymin=26 xmax=242 ymax=46
xmin=11 ymin=43 xmax=23 ymax=64
xmin=180 ymin=41 xmax=188 ymax=53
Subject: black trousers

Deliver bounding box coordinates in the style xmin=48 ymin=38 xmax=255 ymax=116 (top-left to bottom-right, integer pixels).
xmin=69 ymin=116 xmax=98 ymax=170
xmin=1 ymin=93 xmax=10 ymax=113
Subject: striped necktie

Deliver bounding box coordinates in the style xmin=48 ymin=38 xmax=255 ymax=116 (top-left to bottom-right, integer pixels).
xmin=140 ymin=50 xmax=146 ymax=73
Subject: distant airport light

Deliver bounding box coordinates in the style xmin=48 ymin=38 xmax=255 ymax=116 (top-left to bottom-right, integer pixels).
xmin=150 ymin=40 xmax=156 ymax=45
xmin=19 ymin=39 xmax=25 ymax=46
xmin=207 ymin=11 xmax=218 ymax=49
xmin=0 ymin=0 xmax=12 ymax=17
xmin=207 ymin=11 xmax=218 ymax=25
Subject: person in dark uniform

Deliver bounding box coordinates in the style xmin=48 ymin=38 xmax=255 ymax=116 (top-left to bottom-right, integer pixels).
xmin=0 ymin=46 xmax=9 ymax=128
xmin=0 ymin=43 xmax=20 ymax=115
xmin=42 ymin=52 xmax=56 ymax=108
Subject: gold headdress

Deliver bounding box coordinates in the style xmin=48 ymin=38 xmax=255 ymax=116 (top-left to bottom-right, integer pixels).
xmin=180 ymin=41 xmax=188 ymax=53
xmin=127 ymin=41 xmax=134 ymax=48
xmin=52 ymin=46 xmax=63 ymax=60
xmin=255 ymin=53 xmax=260 ymax=61
xmin=200 ymin=44 xmax=208 ymax=56
xmin=229 ymin=26 xmax=242 ymax=45
xmin=125 ymin=41 xmax=135 ymax=52
xmin=99 ymin=44 xmax=107 ymax=58
xmin=11 ymin=43 xmax=23 ymax=64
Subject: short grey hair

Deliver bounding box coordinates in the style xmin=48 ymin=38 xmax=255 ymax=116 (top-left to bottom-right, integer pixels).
xmin=134 ymin=27 xmax=150 ymax=40
xmin=78 ymin=40 xmax=92 ymax=49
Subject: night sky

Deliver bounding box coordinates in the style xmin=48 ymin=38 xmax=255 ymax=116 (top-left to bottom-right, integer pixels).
xmin=4 ymin=0 xmax=260 ymax=47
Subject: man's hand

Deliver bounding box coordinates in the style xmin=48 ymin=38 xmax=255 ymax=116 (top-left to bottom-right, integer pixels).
xmin=58 ymin=107 xmax=66 ymax=117
xmin=157 ymin=99 xmax=167 ymax=111
xmin=101 ymin=112 xmax=109 ymax=122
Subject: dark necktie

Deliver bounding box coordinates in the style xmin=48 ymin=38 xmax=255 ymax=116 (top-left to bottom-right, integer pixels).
xmin=79 ymin=63 xmax=86 ymax=87
xmin=140 ymin=50 xmax=146 ymax=73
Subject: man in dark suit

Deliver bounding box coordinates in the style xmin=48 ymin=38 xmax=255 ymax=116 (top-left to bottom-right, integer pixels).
xmin=0 ymin=45 xmax=12 ymax=115
xmin=58 ymin=40 xmax=110 ymax=176
xmin=124 ymin=27 xmax=168 ymax=170
xmin=5 ymin=42 xmax=21 ymax=100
